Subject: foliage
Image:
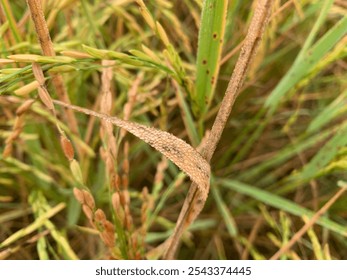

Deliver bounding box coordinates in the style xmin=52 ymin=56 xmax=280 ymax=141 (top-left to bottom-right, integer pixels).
xmin=0 ymin=0 xmax=347 ymax=260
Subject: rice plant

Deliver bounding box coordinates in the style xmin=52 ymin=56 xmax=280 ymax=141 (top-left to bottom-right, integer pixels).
xmin=0 ymin=0 xmax=346 ymax=260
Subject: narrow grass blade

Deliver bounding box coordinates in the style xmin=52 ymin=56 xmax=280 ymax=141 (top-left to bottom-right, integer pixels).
xmin=295 ymin=0 xmax=335 ymax=57
xmin=173 ymin=81 xmax=200 ymax=146
xmin=308 ymin=89 xmax=347 ymax=134
xmin=80 ymin=0 xmax=105 ymax=49
xmin=237 ymin=123 xmax=340 ymax=183
xmin=0 ymin=0 xmax=21 ymax=43
xmin=211 ymin=184 xmax=238 ymax=237
xmin=194 ymin=0 xmax=228 ymax=117
xmin=219 ymin=179 xmax=347 ymax=237
xmin=44 ymin=220 xmax=78 ymax=260
xmin=293 ymin=123 xmax=347 ymax=182
xmin=1 ymin=156 xmax=54 ymax=184
xmin=235 ymin=13 xmax=347 ymax=164
xmin=148 ymin=173 xmax=187 ymax=228
xmin=265 ymin=15 xmax=347 ymax=113
xmin=0 ymin=203 xmax=66 ymax=249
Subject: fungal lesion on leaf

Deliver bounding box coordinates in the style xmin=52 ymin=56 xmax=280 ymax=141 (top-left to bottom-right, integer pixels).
xmin=161 ymin=144 xmax=182 ymax=158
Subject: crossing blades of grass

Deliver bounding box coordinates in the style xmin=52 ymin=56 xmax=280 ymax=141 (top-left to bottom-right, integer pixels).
xmin=307 ymin=89 xmax=347 ymax=134
xmin=233 ymin=1 xmax=347 ymax=164
xmin=292 ymin=122 xmax=347 ymax=183
xmin=0 ymin=202 xmax=67 ymax=249
xmin=219 ymin=179 xmax=347 ymax=237
xmin=265 ymin=3 xmax=347 ymax=114
xmin=236 ymin=122 xmax=343 ymax=184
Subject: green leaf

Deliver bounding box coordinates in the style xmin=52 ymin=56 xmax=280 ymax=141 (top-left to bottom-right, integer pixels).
xmin=219 ymin=179 xmax=347 ymax=237
xmin=294 ymin=122 xmax=347 ymax=182
xmin=265 ymin=14 xmax=347 ymax=113
xmin=211 ymin=185 xmax=238 ymax=237
xmin=194 ymin=0 xmax=228 ymax=117
xmin=308 ymin=89 xmax=347 ymax=134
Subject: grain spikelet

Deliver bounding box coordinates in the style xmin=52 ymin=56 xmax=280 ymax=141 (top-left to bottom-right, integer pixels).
xmin=60 ymin=135 xmax=74 ymax=161
xmin=73 ymin=188 xmax=85 ymax=204
xmin=14 ymin=81 xmax=40 ymax=96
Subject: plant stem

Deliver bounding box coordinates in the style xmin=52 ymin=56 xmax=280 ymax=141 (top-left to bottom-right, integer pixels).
xmin=26 ymin=0 xmax=80 ymax=136
xmin=164 ymin=0 xmax=274 ymax=260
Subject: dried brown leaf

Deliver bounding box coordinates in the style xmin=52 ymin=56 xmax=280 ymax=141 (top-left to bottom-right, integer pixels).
xmin=53 ymin=100 xmax=211 ymax=202
xmin=163 ymin=0 xmax=274 ymax=259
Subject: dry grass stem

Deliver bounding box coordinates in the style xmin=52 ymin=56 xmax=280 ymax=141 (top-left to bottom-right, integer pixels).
xmin=163 ymin=0 xmax=274 ymax=259
xmin=100 ymin=60 xmax=117 ymax=159
xmin=204 ymin=0 xmax=273 ymax=161
xmin=99 ymin=60 xmax=118 ymax=199
xmin=26 ymin=0 xmax=79 ymax=136
xmin=0 ymin=0 xmax=20 ymax=45
xmin=2 ymin=99 xmax=35 ymax=157
xmin=271 ymin=186 xmax=347 ymax=260
xmin=241 ymin=217 xmax=263 ymax=260
xmin=154 ymin=156 xmax=169 ymax=185
xmin=3 ymin=114 xmax=25 ymax=157
xmin=120 ymin=73 xmax=142 ymax=139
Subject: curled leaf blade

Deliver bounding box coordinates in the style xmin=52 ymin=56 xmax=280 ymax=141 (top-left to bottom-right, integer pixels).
xmin=53 ymin=100 xmax=211 ymax=200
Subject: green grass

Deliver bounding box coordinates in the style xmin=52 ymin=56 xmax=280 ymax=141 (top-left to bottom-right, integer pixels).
xmin=1 ymin=0 xmax=347 ymax=260
xmin=194 ymin=0 xmax=228 ymax=119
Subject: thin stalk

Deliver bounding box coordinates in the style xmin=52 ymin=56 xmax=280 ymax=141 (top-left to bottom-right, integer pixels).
xmin=26 ymin=0 xmax=80 ymax=136
xmin=164 ymin=0 xmax=274 ymax=259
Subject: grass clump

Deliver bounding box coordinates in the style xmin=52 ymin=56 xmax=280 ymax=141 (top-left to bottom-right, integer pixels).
xmin=1 ymin=0 xmax=347 ymax=260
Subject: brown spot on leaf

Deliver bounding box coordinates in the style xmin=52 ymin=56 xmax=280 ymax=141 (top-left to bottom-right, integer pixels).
xmin=202 ymin=59 xmax=207 ymax=65
xmin=213 ymin=33 xmax=217 ymax=39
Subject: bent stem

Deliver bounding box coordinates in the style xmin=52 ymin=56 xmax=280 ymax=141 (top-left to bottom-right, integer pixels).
xmin=163 ymin=0 xmax=274 ymax=259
